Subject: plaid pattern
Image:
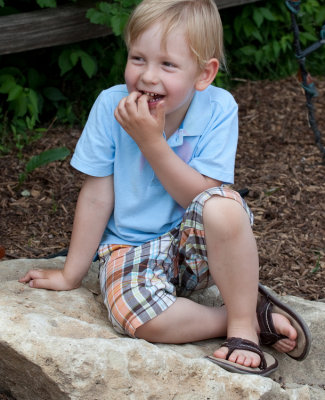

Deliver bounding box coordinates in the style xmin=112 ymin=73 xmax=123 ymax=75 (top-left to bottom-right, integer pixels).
xmin=98 ymin=187 xmax=253 ymax=337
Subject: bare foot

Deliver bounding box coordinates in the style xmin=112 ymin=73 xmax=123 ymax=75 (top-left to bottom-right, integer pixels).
xmin=213 ymin=328 xmax=261 ymax=368
xmin=269 ymin=312 xmax=297 ymax=353
xmin=213 ymin=311 xmax=298 ymax=367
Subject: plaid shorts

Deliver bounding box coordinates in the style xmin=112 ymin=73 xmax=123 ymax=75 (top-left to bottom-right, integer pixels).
xmin=98 ymin=187 xmax=253 ymax=337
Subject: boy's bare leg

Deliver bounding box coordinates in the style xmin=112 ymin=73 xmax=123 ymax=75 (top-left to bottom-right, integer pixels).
xmin=202 ymin=196 xmax=261 ymax=367
xmin=136 ymin=298 xmax=228 ymax=343
xmin=202 ymin=196 xmax=296 ymax=367
xmin=136 ymin=197 xmax=297 ymax=367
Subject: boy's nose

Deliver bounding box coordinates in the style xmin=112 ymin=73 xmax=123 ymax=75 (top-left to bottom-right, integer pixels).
xmin=141 ymin=66 xmax=159 ymax=85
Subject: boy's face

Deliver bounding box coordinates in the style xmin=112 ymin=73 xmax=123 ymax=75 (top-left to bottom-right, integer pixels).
xmin=125 ymin=23 xmax=202 ymax=131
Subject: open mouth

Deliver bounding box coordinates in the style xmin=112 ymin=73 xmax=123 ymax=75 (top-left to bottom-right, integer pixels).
xmin=140 ymin=91 xmax=164 ymax=105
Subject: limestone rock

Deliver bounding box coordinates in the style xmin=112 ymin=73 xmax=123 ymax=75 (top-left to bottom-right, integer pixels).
xmin=0 ymin=258 xmax=324 ymax=400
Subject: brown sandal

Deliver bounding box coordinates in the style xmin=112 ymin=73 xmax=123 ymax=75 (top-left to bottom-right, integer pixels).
xmin=257 ymin=283 xmax=311 ymax=361
xmin=206 ymin=337 xmax=278 ymax=376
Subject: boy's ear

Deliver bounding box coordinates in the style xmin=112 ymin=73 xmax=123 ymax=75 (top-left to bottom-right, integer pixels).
xmin=195 ymin=58 xmax=219 ymax=91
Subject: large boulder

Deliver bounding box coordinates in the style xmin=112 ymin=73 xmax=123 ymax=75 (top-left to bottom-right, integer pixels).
xmin=0 ymin=258 xmax=324 ymax=400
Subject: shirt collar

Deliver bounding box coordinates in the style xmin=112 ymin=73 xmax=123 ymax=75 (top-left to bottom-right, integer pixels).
xmin=167 ymin=88 xmax=213 ymax=147
xmin=182 ymin=89 xmax=213 ymax=136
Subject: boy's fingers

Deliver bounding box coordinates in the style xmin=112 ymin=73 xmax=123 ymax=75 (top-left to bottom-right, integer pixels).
xmin=19 ymin=269 xmax=66 ymax=291
xmin=137 ymin=94 xmax=150 ymax=113
xmin=115 ymin=97 xmax=126 ymax=115
xmin=19 ymin=269 xmax=45 ymax=282
xmin=114 ymin=107 xmax=121 ymax=123
xmin=125 ymin=92 xmax=141 ymax=112
xmin=156 ymin=101 xmax=165 ymax=123
xmin=29 ymin=278 xmax=54 ymax=290
xmin=129 ymin=91 xmax=142 ymax=101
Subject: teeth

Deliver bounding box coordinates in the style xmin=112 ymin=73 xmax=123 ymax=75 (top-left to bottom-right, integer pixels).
xmin=143 ymin=91 xmax=158 ymax=97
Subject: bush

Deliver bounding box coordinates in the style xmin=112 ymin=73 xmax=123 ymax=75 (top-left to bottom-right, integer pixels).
xmin=220 ymin=0 xmax=325 ymax=80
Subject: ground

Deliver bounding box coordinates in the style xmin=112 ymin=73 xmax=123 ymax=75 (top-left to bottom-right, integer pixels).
xmin=0 ymin=77 xmax=324 ymax=301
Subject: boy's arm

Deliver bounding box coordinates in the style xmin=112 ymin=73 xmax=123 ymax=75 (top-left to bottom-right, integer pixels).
xmin=115 ymin=93 xmax=221 ymax=209
xmin=139 ymin=136 xmax=221 ymax=209
xmin=19 ymin=175 xmax=114 ymax=290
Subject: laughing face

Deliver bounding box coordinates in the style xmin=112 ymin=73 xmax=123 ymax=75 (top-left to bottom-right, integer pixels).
xmin=124 ymin=23 xmax=203 ymax=135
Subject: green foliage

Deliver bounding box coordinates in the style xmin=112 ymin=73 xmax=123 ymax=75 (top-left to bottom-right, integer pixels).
xmin=220 ymin=0 xmax=325 ymax=80
xmin=0 ymin=67 xmax=43 ymax=154
xmin=58 ymin=49 xmax=97 ymax=78
xmin=36 ymin=0 xmax=57 ymax=7
xmin=19 ymin=146 xmax=70 ymax=183
xmin=0 ymin=41 xmax=109 ymax=154
xmin=87 ymin=0 xmax=141 ymax=36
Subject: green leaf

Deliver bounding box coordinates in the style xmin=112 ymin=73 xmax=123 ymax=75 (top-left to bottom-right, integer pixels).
xmin=25 ymin=115 xmax=36 ymax=130
xmin=315 ymin=8 xmax=325 ymax=25
xmin=11 ymin=95 xmax=27 ymax=117
xmin=272 ymin=41 xmax=281 ymax=58
xmin=251 ymin=29 xmax=263 ymax=43
xmin=259 ymin=7 xmax=277 ymax=22
xmin=66 ymin=50 xmax=97 ymax=78
xmin=58 ymin=50 xmax=74 ymax=76
xmin=80 ymin=53 xmax=97 ymax=78
xmin=7 ymin=84 xmax=23 ymax=101
xmin=36 ymin=0 xmax=57 ymax=8
xmin=0 ymin=76 xmax=16 ymax=94
xmin=43 ymin=87 xmax=67 ymax=101
xmin=86 ymin=9 xmax=110 ymax=26
xmin=233 ymin=16 xmax=243 ymax=38
xmin=98 ymin=2 xmax=113 ymax=14
xmin=70 ymin=50 xmax=81 ymax=67
xmin=300 ymin=32 xmax=318 ymax=43
xmin=240 ymin=45 xmax=257 ymax=56
xmin=26 ymin=89 xmax=39 ymax=117
xmin=24 ymin=147 xmax=70 ymax=175
xmin=254 ymin=49 xmax=263 ymax=64
xmin=110 ymin=13 xmax=129 ymax=36
xmin=280 ymin=34 xmax=292 ymax=52
xmin=253 ymin=9 xmax=264 ymax=28
xmin=243 ymin=20 xmax=256 ymax=37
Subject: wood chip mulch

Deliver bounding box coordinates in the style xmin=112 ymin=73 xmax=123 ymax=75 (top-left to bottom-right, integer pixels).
xmin=0 ymin=76 xmax=324 ymax=301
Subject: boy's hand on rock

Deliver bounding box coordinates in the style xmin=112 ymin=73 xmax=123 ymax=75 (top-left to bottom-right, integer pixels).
xmin=19 ymin=269 xmax=80 ymax=291
xmin=114 ymin=91 xmax=165 ymax=146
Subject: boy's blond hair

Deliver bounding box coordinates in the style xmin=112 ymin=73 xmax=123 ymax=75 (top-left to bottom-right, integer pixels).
xmin=125 ymin=0 xmax=226 ymax=71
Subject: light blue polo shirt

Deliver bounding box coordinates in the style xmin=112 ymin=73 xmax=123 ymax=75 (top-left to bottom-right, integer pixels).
xmin=71 ymin=84 xmax=238 ymax=246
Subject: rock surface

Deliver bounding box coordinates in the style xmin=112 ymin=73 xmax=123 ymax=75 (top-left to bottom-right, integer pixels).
xmin=0 ymin=258 xmax=324 ymax=400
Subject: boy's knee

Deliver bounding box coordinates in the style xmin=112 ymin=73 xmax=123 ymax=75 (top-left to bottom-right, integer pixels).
xmin=203 ymin=196 xmax=249 ymax=240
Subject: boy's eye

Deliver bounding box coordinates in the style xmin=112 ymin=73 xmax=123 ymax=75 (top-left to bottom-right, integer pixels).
xmin=162 ymin=61 xmax=176 ymax=68
xmin=130 ymin=56 xmax=144 ymax=63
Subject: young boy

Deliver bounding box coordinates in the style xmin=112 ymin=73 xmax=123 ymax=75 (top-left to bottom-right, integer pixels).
xmin=20 ymin=0 xmax=310 ymax=376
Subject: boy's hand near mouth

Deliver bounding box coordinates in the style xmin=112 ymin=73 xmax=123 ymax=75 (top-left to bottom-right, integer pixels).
xmin=114 ymin=91 xmax=166 ymax=147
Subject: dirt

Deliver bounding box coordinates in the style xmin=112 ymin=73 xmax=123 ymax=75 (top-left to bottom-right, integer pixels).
xmin=0 ymin=76 xmax=324 ymax=302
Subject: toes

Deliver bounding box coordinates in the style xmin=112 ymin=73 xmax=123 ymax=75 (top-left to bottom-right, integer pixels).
xmin=282 ymin=323 xmax=297 ymax=341
xmin=229 ymin=351 xmax=260 ymax=367
xmin=244 ymin=356 xmax=255 ymax=367
xmin=273 ymin=338 xmax=296 ymax=353
xmin=214 ymin=347 xmax=261 ymax=368
xmin=228 ymin=352 xmax=242 ymax=364
xmin=213 ymin=346 xmax=229 ymax=359
xmin=273 ymin=313 xmax=298 ymax=341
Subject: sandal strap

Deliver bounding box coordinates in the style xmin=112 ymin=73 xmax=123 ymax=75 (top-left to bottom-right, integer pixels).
xmin=222 ymin=337 xmax=267 ymax=370
xmin=257 ymin=292 xmax=287 ymax=345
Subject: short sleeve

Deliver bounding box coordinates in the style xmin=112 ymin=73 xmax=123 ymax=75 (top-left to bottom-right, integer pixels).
xmin=189 ymin=90 xmax=238 ymax=184
xmin=70 ymin=89 xmax=119 ymax=177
